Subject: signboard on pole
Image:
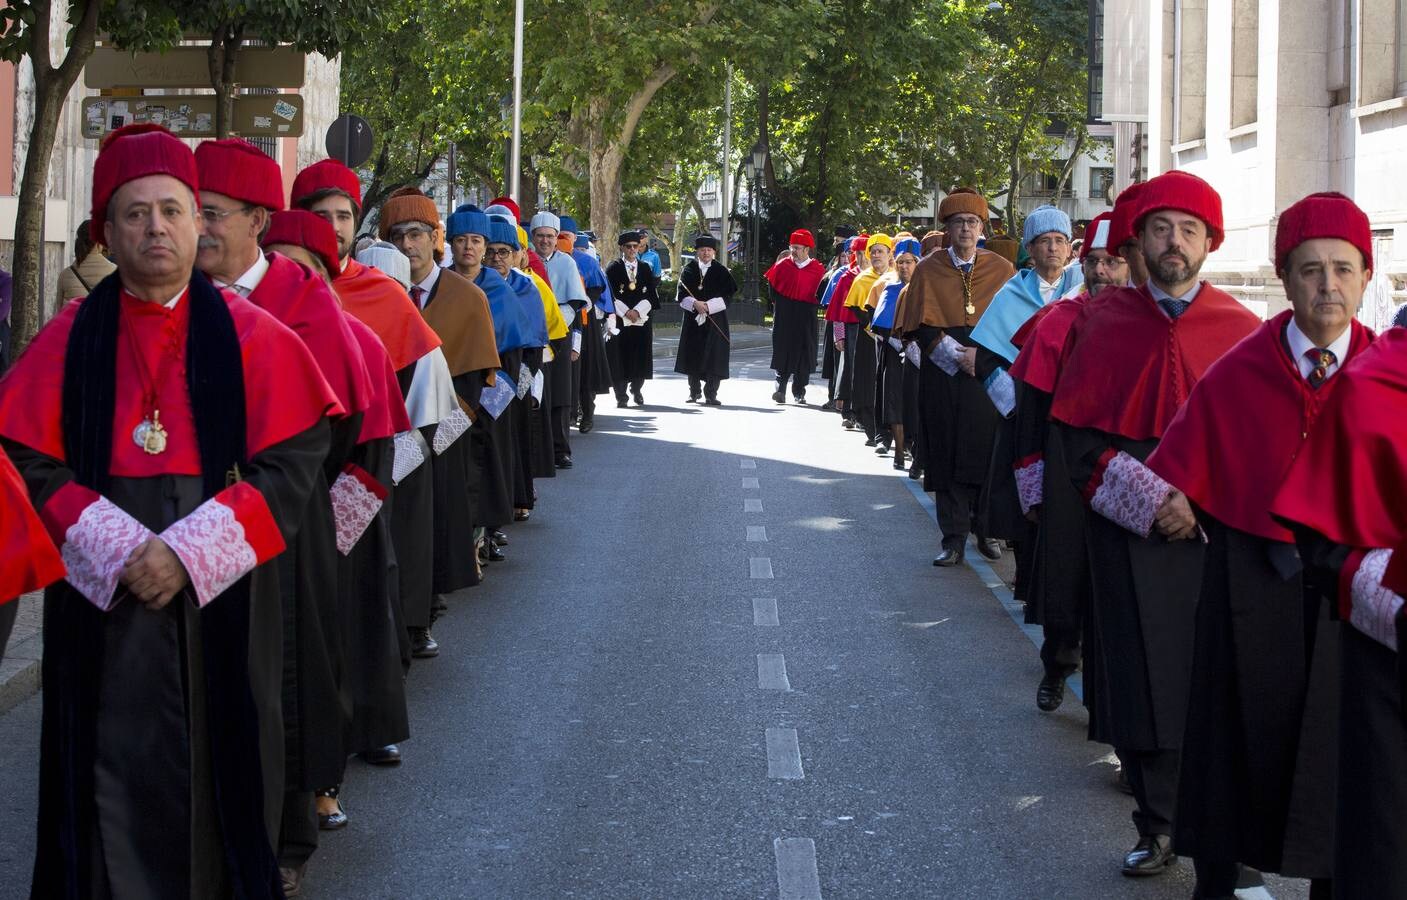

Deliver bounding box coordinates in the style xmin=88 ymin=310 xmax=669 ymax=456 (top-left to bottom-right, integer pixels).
xmin=84 ymin=47 xmax=306 ymax=89
xmin=81 ymin=94 xmax=306 ymax=139
xmin=326 ymin=114 xmax=374 ymax=168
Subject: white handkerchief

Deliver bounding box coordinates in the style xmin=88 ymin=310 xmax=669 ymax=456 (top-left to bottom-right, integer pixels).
xmin=531 ymin=369 xmax=545 ymax=403
xmin=571 ymin=331 xmax=583 ymax=354
xmin=928 ymin=334 xmax=965 ymax=375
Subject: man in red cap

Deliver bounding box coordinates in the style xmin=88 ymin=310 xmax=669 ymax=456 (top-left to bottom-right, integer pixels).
xmin=766 ymin=228 xmax=826 ymax=404
xmin=195 ymin=138 xmax=382 ymax=894
xmin=0 ymin=123 xmax=340 ymax=898
xmin=1271 ymin=299 xmax=1407 ymax=897
xmin=1048 ymin=170 xmax=1260 ymax=877
xmin=1142 ymin=191 xmax=1376 ymax=897
xmin=1007 ymin=207 xmax=1128 ymax=716
xmin=292 ymin=159 xmax=452 ymax=689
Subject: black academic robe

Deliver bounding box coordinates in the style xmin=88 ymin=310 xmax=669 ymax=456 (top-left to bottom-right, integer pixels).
xmin=912 ymin=324 xmax=1001 ymax=495
xmin=673 ymin=260 xmax=736 ymax=381
xmin=847 ymin=309 xmax=878 ymax=423
xmin=769 ymin=289 xmax=820 ymax=379
xmin=391 ymin=364 xmax=436 ymax=630
xmin=1062 ymin=429 xmax=1204 ymax=752
xmin=520 ymin=345 xmax=556 ymax=482
xmin=875 ymin=336 xmax=905 ymax=428
xmin=339 ymin=435 xmax=411 ymax=753
xmin=604 ymin=258 xmax=658 ymax=385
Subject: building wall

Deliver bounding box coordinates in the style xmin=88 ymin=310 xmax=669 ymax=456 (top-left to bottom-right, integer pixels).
xmin=1137 ymin=0 xmax=1407 ymax=326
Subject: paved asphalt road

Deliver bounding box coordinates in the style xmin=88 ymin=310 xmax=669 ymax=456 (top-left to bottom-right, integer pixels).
xmin=0 ymin=345 xmax=1308 ymax=899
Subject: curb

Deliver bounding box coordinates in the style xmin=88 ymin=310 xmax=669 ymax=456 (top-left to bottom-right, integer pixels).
xmin=0 ymin=593 xmax=43 ymax=715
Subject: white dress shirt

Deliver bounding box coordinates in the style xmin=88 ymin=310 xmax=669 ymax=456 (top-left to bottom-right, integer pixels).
xmin=1286 ymin=317 xmax=1352 ymax=382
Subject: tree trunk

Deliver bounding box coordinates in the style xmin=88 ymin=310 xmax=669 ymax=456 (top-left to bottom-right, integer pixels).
xmin=207 ymin=25 xmax=243 ymax=140
xmin=587 ymin=135 xmax=625 ymax=254
xmin=10 ymin=0 xmax=100 ymax=350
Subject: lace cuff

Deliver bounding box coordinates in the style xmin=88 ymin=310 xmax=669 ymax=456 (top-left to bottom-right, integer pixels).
xmin=1013 ymin=454 xmax=1044 ymax=515
xmin=160 ymin=482 xmax=284 ymax=607
xmin=1087 ymin=449 xmax=1171 ymax=537
xmin=432 ymin=407 xmax=472 ymax=454
xmin=1348 ymin=549 xmax=1404 ymax=652
xmin=41 ymin=483 xmax=153 ymax=611
xmin=330 ymin=464 xmax=388 ymax=555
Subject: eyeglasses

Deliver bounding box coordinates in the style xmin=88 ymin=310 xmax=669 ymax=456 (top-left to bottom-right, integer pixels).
xmin=390 ymin=225 xmax=433 ymax=240
xmin=200 ymin=205 xmax=254 ymax=223
xmin=948 ymin=217 xmax=982 ymax=230
xmin=485 ymin=246 xmax=516 ymax=257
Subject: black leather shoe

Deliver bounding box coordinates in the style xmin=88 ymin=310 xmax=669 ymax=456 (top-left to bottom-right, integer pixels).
xmin=316 ymin=787 xmax=348 ymax=830
xmin=842 ymin=418 xmax=857 ymax=430
xmin=280 ymin=865 xmax=304 ymax=897
xmin=932 ymin=547 xmax=965 ymax=567
xmin=1036 ymin=675 xmax=1066 ymax=712
xmin=360 ymin=744 xmax=402 ymax=766
xmin=578 ymin=417 xmax=593 ymax=433
xmin=555 ymin=454 xmax=573 ymax=469
xmin=632 ymin=389 xmax=645 ymax=406
xmin=976 ymin=537 xmax=1003 ymax=560
xmin=686 ymin=394 xmax=701 ymax=403
xmin=487 ymin=544 xmax=506 ymax=562
xmin=863 ymin=437 xmax=878 ymax=447
xmin=1122 ymin=835 xmax=1177 ymax=876
xmin=432 ymin=593 xmax=449 ymax=613
xmin=875 ymin=443 xmax=890 ymax=455
xmin=704 ymin=398 xmax=722 ymax=406
xmin=820 ymin=399 xmax=836 ymax=411
xmin=492 ymin=530 xmax=508 ymax=547
xmin=908 ymin=463 xmax=923 ymax=480
xmin=514 ymin=509 xmax=531 ymax=522
xmin=893 ymin=457 xmax=907 ymax=471
xmin=772 ymin=389 xmax=786 ymax=404
xmin=617 ymin=398 xmax=629 ymax=408
xmin=410 ymin=627 xmax=439 ymax=659
xmin=794 ymin=395 xmax=807 ymax=405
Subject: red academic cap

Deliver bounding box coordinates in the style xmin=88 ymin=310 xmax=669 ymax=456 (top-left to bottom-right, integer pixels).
xmin=262 ymin=209 xmax=342 ymax=277
xmin=90 ymin=124 xmax=198 ymax=244
xmin=194 ymin=138 xmax=285 ymax=211
xmin=1079 ymin=211 xmax=1114 ymax=261
xmin=489 ymin=196 xmax=522 ymax=221
xmin=1107 ymin=182 xmax=1143 ymax=258
xmin=1274 ymin=191 xmax=1373 ymax=275
xmin=292 ymin=158 xmax=363 ymax=209
xmin=788 ymin=228 xmax=815 ymax=248
xmin=1132 ymin=170 xmax=1224 ymax=251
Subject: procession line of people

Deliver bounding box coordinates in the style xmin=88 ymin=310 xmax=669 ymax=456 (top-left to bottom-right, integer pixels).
xmin=0 ymin=123 xmax=729 ymax=899
xmin=765 ymin=175 xmax=1407 ymax=899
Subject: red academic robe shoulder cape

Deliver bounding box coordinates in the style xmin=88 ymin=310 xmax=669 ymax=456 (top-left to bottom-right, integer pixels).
xmin=1273 ymin=325 xmax=1407 ymax=550
xmin=766 ymin=257 xmax=826 ymax=304
xmin=525 ymin=249 xmax=550 ymax=283
xmin=1148 ymin=312 xmax=1374 ymax=542
xmin=1050 ymin=282 xmax=1261 ymax=440
xmin=0 ymin=445 xmax=64 ymax=599
xmin=0 ymin=285 xmax=340 ymax=607
xmin=334 ymin=258 xmax=442 ymax=372
xmin=1008 ymin=293 xmax=1088 ymax=393
xmin=250 ymin=252 xmax=373 ymax=420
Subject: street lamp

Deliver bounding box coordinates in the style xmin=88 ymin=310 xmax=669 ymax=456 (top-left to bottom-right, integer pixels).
xmin=745 ymin=142 xmax=767 ymax=315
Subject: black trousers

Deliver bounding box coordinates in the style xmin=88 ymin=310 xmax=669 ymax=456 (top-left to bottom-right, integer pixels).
xmin=0 ymin=597 xmax=16 ymax=665
xmin=1122 ymin=747 xmax=1180 ymax=837
xmin=935 ymin=481 xmax=981 ymax=549
xmin=688 ymin=375 xmax=719 ymax=401
xmin=1040 ymin=628 xmax=1081 ymax=680
xmin=0 ymin=317 xmax=10 ymax=372
xmin=776 ymin=372 xmax=809 ymax=397
xmin=551 ymin=406 xmax=572 ymax=457
xmin=614 ymin=379 xmax=644 ymax=401
xmin=278 ymin=789 xmax=318 ymax=869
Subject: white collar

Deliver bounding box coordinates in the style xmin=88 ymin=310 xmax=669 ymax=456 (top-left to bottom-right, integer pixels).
xmin=215 ymin=251 xmax=269 ymax=296
xmin=1286 ymin=317 xmax=1353 ymax=381
xmin=794 ymin=257 xmax=814 ymax=269
xmin=412 ymin=263 xmax=441 ymax=298
xmin=947 ymin=246 xmax=977 ymax=268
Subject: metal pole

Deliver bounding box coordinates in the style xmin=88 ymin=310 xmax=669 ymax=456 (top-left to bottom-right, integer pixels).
xmin=447 ymin=142 xmax=457 ymax=213
xmin=511 ymin=0 xmax=525 ymax=201
xmin=720 ymin=63 xmax=732 ymax=266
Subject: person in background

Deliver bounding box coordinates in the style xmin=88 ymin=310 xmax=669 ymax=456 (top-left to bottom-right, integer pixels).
xmin=638 ymin=229 xmax=663 ymax=276
xmin=57 ymin=219 xmax=117 ymax=304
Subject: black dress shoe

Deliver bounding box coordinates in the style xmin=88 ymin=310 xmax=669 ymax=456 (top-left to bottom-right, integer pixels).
xmin=316 ymin=787 xmax=348 ymax=830
xmin=820 ymin=399 xmax=836 ymax=410
xmin=1122 ymin=835 xmax=1177 ymax=876
xmin=686 ymin=394 xmax=701 ymax=403
xmin=976 ymin=537 xmax=1003 ymax=560
xmin=842 ymin=418 xmax=857 ymax=430
xmin=555 ymin=454 xmax=573 ymax=469
xmin=932 ymin=547 xmax=965 ymax=567
xmin=793 ymin=395 xmax=807 ymax=405
xmin=875 ymin=443 xmax=890 ymax=455
xmin=360 ymin=744 xmax=402 ymax=766
xmin=632 ymin=389 xmax=645 ymax=406
xmin=863 ymin=437 xmax=878 ymax=447
xmin=492 ymin=530 xmax=508 ymax=547
xmin=514 ymin=509 xmax=531 ymax=522
xmin=486 ymin=544 xmax=506 ymax=562
xmin=893 ymin=457 xmax=907 ymax=470
xmin=772 ymin=389 xmax=786 ymax=404
xmin=704 ymin=398 xmax=722 ymax=406
xmin=908 ymin=463 xmax=923 ymax=480
xmin=578 ymin=417 xmax=593 ymax=433
xmin=1036 ymin=674 xmax=1066 ymax=712
xmin=280 ymin=865 xmax=304 ymax=898
xmin=410 ymin=627 xmax=439 ymax=659
xmin=617 ymin=398 xmax=629 ymax=408
xmin=432 ymin=593 xmax=449 ymax=613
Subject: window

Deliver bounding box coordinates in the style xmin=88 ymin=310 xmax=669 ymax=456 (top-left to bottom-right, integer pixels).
xmin=1089 ymin=167 xmax=1115 ymax=202
xmin=1088 ymin=0 xmax=1105 ymax=122
xmin=1231 ymin=0 xmax=1259 ymax=128
xmin=1174 ymin=0 xmax=1208 ymax=143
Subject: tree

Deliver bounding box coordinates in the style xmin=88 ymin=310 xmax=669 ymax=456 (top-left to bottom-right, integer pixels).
xmin=0 ymin=0 xmax=178 ymax=347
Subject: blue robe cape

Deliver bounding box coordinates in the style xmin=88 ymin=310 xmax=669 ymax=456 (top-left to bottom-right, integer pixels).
xmin=572 ymin=248 xmax=615 ymax=315
xmin=543 ymin=250 xmax=588 ymax=310
xmin=871 ymin=280 xmax=905 ymax=331
xmin=820 ymin=268 xmax=849 ymax=308
xmin=502 ymin=268 xmax=550 ymax=347
xmin=475 ymin=266 xmax=543 ymax=352
xmin=970 ymin=265 xmax=1084 ymax=364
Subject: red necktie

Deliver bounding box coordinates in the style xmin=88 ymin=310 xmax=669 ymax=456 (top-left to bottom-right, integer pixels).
xmin=1304 ymin=348 xmax=1336 ymax=388
xmin=411 ymin=286 xmax=425 ymax=308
